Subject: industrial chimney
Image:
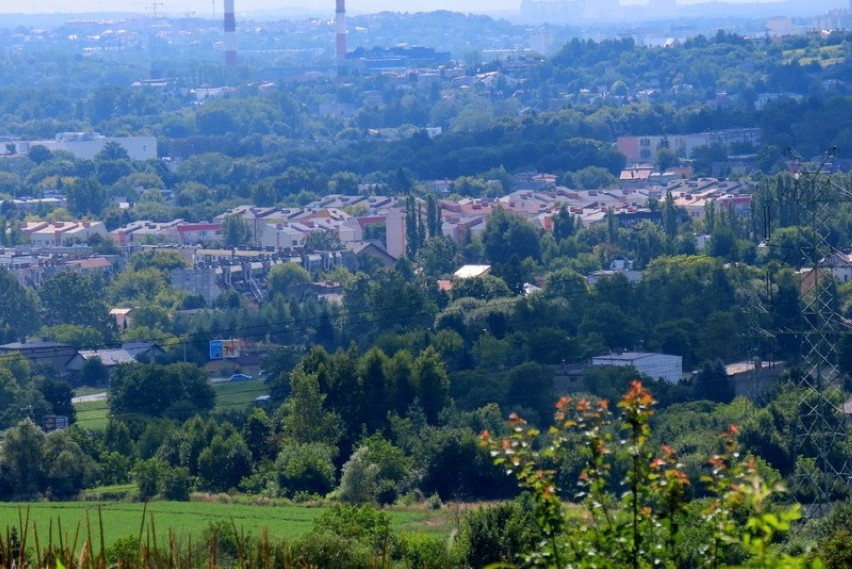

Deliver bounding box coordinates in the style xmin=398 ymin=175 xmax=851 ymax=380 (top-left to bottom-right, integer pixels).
xmin=335 ymin=0 xmax=347 ymax=61
xmin=224 ymin=0 xmax=237 ymax=66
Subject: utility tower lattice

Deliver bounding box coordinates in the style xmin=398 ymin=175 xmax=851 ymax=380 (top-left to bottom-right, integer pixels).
xmin=793 ymin=148 xmax=852 ymax=515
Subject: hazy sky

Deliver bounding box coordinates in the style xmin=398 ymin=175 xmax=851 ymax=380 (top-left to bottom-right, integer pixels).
xmin=0 ymin=0 xmax=828 ymax=16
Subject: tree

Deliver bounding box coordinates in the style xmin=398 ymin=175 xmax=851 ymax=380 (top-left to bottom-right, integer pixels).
xmin=35 ymin=377 xmax=76 ymax=423
xmin=571 ymin=166 xmax=617 ymax=190
xmin=452 ymin=274 xmax=512 ymax=301
xmin=81 ymin=356 xmax=109 ymax=387
xmin=27 ymin=145 xmax=52 ymax=164
xmin=0 ymin=267 xmax=40 ymax=342
xmin=242 ymin=407 xmax=274 ymax=463
xmin=268 ymin=263 xmax=311 ymax=298
xmin=692 ymin=359 xmax=735 ymax=403
xmin=275 ymin=442 xmax=337 ymax=498
xmin=412 ymin=347 xmax=450 ymax=423
xmin=66 ymin=177 xmax=106 ymax=216
xmin=425 ymin=193 xmax=440 ymax=239
xmin=198 ymin=432 xmax=253 ymax=492
xmin=416 ymin=235 xmax=462 ymax=277
xmin=552 ymin=206 xmax=577 ymax=241
xmin=278 ymin=370 xmax=342 ymax=447
xmin=41 ymin=430 xmax=93 ymax=499
xmin=305 ymin=229 xmax=341 ymax=252
xmin=109 ymin=363 xmax=215 ymax=419
xmin=0 ymin=419 xmax=46 ymax=498
xmin=96 ymin=160 xmax=133 ymax=186
xmin=655 ymin=145 xmax=679 ymax=172
xmin=222 ymin=215 xmax=251 ymax=247
xmin=453 ymin=500 xmax=540 ymax=568
xmin=39 ymin=272 xmax=109 ymax=329
xmin=94 ymin=141 xmax=130 ymax=162
xmin=158 ymin=466 xmax=192 ymax=501
xmin=482 ymin=206 xmax=541 ymax=266
xmin=330 ymin=171 xmax=359 ymax=195
xmin=129 ymin=249 xmax=189 ymax=272
xmin=133 ymin=458 xmax=166 ymax=500
xmin=405 ymin=194 xmax=422 ymax=258
xmin=338 ymin=446 xmax=379 ymax=504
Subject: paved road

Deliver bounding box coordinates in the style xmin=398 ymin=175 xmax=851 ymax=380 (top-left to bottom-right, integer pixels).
xmin=72 ymin=392 xmax=108 ymax=404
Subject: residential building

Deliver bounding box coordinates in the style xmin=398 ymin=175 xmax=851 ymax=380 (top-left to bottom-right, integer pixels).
xmin=110 ymin=220 xmax=183 ymax=245
xmin=67 ymin=348 xmax=138 ymax=383
xmin=122 ymin=341 xmax=167 ymax=363
xmin=172 ymin=222 xmax=224 ymax=245
xmin=23 ymin=221 xmax=107 ymax=247
xmin=258 ymin=223 xmax=306 ymax=251
xmin=110 ymin=308 xmax=134 ymax=329
xmin=454 ymin=265 xmax=492 ymax=279
xmin=170 ymin=267 xmax=224 ymax=304
xmin=617 ymin=129 xmax=761 ymax=164
xmin=0 ymin=341 xmax=77 ymax=376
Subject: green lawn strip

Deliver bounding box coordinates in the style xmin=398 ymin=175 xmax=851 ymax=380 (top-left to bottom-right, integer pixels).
xmin=213 ymin=380 xmax=269 ymax=411
xmin=73 ymin=400 xmax=109 ymax=431
xmin=0 ymin=502 xmax=445 ymax=548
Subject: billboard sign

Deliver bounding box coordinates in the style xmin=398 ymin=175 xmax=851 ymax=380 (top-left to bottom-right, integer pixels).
xmin=210 ymin=339 xmax=241 ymax=360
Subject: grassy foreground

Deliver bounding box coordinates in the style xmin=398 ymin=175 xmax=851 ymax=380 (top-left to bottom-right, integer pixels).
xmin=0 ymin=501 xmax=446 ymax=548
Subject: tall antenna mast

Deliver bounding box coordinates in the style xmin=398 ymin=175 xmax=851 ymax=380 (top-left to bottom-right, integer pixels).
xmin=792 ymin=147 xmax=851 ymax=515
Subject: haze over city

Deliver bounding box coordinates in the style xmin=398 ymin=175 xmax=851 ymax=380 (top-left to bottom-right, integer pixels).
xmin=1 ymin=0 xmax=841 ymax=15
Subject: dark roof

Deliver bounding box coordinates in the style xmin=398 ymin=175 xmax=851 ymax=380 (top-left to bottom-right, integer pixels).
xmin=0 ymin=341 xmax=74 ymax=350
xmin=122 ymin=341 xmax=165 ymax=357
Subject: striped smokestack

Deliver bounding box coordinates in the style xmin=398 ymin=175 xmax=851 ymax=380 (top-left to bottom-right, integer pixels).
xmin=335 ymin=0 xmax=347 ymax=61
xmin=224 ymin=0 xmax=237 ymax=66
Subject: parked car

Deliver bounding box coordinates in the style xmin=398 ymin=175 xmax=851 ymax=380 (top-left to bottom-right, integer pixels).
xmin=230 ymin=373 xmax=253 ymax=382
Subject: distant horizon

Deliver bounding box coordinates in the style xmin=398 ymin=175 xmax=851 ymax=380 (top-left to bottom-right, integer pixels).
xmin=0 ymin=0 xmax=841 ymax=16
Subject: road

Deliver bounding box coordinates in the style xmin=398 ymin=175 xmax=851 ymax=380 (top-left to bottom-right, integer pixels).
xmin=71 ymin=391 xmax=108 ymax=404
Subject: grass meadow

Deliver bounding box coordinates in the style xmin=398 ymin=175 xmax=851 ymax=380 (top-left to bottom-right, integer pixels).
xmin=0 ymin=500 xmax=449 ymax=548
xmin=62 ymin=381 xmax=454 ymax=552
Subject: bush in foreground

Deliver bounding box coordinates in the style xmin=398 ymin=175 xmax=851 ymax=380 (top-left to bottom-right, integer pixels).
xmin=482 ymin=380 xmax=820 ymax=568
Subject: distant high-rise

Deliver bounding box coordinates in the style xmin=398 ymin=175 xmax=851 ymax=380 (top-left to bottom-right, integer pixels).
xmin=336 ymin=0 xmax=347 ymax=61
xmin=224 ymin=0 xmax=236 ymax=66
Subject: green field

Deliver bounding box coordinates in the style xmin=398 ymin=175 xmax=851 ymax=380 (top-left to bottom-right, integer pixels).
xmin=74 ymin=399 xmax=109 ymax=431
xmin=783 ymin=44 xmax=846 ymax=68
xmin=0 ymin=501 xmax=443 ymax=548
xmin=213 ymin=379 xmax=269 ymax=411
xmin=72 ymin=380 xmax=269 ymax=432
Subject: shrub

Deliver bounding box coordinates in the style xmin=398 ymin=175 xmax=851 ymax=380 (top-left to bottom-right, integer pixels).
xmin=453 ymin=499 xmax=541 ymax=568
xmin=275 ymin=442 xmax=336 ymax=498
xmin=158 ymin=466 xmax=191 ymax=501
xmin=313 ymin=504 xmax=392 ymax=548
xmin=291 ymin=531 xmax=373 ymax=569
xmin=337 ymin=446 xmax=379 ymax=504
xmin=106 ymin=536 xmax=141 ymax=567
xmin=398 ymin=534 xmax=453 ymax=569
xmin=483 ymin=381 xmax=817 ymax=568
xmin=132 ymin=458 xmax=164 ymax=500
